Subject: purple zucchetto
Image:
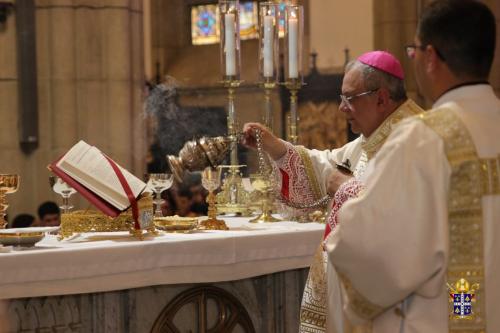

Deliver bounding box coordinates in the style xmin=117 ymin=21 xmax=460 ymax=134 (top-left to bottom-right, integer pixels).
xmin=357 ymin=51 xmax=405 ymax=80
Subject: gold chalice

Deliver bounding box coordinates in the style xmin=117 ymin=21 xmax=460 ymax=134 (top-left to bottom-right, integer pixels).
xmin=248 ymin=173 xmax=280 ymax=223
xmin=199 ymin=167 xmax=228 ymax=230
xmin=0 ymin=174 xmax=20 ymax=228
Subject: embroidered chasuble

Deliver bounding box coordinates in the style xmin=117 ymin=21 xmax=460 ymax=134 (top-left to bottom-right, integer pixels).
xmin=325 ymin=84 xmax=500 ymax=333
xmin=273 ymin=99 xmax=423 ymax=333
xmin=419 ymin=107 xmax=490 ymax=332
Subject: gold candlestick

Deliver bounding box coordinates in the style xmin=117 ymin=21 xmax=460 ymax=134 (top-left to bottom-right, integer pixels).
xmin=284 ymin=4 xmax=304 ymax=144
xmin=258 ymin=2 xmax=279 ymax=131
xmin=214 ymin=79 xmax=252 ymax=216
xmin=285 ymin=80 xmax=303 ymax=144
xmin=224 ymin=80 xmax=241 ymax=166
xmin=262 ymin=81 xmax=276 ymax=132
xmin=0 ymin=174 xmax=20 ymax=229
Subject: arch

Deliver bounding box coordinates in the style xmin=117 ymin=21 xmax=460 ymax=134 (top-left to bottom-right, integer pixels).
xmin=151 ymin=285 xmax=255 ymax=333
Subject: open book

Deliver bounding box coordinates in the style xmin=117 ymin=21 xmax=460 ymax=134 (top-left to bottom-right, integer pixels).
xmin=49 ymin=140 xmax=146 ymax=217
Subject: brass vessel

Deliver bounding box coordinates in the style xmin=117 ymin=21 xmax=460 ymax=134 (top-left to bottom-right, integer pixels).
xmin=0 ymin=174 xmax=20 ymax=229
xmin=167 ymin=136 xmax=234 ymax=182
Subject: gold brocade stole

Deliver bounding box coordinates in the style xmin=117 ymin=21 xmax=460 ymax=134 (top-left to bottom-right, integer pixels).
xmin=297 ymin=146 xmax=324 ymax=202
xmin=420 ymin=106 xmax=500 ymax=333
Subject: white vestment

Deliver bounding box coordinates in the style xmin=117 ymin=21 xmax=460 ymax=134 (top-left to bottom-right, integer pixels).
xmin=326 ymin=84 xmax=500 ymax=332
xmin=275 ymin=100 xmax=423 ymax=332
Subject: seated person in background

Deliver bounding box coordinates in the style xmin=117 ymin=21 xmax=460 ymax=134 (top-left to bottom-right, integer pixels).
xmin=174 ymin=187 xmax=198 ymax=217
xmin=37 ymin=201 xmax=61 ymax=226
xmin=11 ymin=214 xmax=35 ymax=228
xmin=184 ymin=173 xmax=208 ymax=216
xmin=160 ymin=189 xmax=177 ymax=217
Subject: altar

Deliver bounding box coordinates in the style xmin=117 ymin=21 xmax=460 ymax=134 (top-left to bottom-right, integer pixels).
xmin=0 ymin=217 xmax=323 ymax=332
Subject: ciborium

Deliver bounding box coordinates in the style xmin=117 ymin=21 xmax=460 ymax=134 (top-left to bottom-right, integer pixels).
xmin=250 ymin=128 xmax=281 ymax=223
xmin=0 ymin=174 xmax=20 ymax=229
xmin=249 ymin=173 xmax=280 ymax=223
xmin=167 ymin=136 xmax=235 ymax=183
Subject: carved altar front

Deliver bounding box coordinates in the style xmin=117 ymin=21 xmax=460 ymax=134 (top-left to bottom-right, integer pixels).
xmin=0 ymin=217 xmax=322 ymax=332
xmin=4 ymin=270 xmax=308 ymax=333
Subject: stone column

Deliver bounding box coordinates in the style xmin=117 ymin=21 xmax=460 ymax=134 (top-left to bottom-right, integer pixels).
xmin=373 ymin=0 xmax=426 ymax=106
xmin=483 ymin=0 xmax=500 ymax=97
xmin=0 ymin=0 xmax=145 ymax=218
xmin=374 ymin=0 xmax=500 ymax=104
xmin=0 ymin=1 xmax=31 ymax=219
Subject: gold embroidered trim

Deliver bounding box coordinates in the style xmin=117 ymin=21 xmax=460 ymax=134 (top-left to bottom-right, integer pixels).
xmin=362 ymin=99 xmax=424 ymax=159
xmin=299 ymin=245 xmax=328 ymax=333
xmin=481 ymin=156 xmax=500 ymax=195
xmin=297 ymin=146 xmax=323 ymax=201
xmin=338 ymin=272 xmax=385 ymax=320
xmin=419 ymin=107 xmax=488 ymax=332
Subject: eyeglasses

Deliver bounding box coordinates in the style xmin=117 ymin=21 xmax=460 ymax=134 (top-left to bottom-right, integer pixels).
xmin=405 ymin=44 xmax=446 ymax=61
xmin=339 ymin=89 xmax=378 ymax=110
xmin=405 ymin=44 xmax=426 ymax=59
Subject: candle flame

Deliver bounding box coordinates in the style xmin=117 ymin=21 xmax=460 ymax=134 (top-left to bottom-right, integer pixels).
xmin=291 ymin=10 xmax=297 ymax=19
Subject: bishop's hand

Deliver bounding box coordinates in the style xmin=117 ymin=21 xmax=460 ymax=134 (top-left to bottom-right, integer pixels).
xmin=241 ymin=122 xmax=287 ymax=160
xmin=326 ymin=169 xmax=353 ymax=196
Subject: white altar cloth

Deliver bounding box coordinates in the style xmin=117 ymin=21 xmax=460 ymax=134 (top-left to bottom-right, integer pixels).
xmin=0 ymin=217 xmax=323 ymax=299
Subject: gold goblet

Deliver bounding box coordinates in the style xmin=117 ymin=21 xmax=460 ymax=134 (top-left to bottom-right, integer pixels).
xmin=249 ymin=174 xmax=280 ymax=223
xmin=0 ymin=174 xmax=20 ymax=228
xmin=199 ymin=167 xmax=228 ymax=230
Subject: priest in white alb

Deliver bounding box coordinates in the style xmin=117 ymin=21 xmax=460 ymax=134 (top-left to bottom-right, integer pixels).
xmin=325 ymin=1 xmax=500 ymax=332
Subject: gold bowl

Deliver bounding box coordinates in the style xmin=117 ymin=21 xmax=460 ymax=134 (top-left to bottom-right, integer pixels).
xmin=154 ymin=216 xmax=198 ymax=233
xmin=0 ymin=230 xmax=44 ymax=247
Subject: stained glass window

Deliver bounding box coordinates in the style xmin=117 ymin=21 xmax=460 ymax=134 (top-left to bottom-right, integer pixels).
xmin=191 ymin=2 xmax=260 ymax=45
xmin=191 ymin=5 xmax=220 ymax=45
xmin=277 ymin=2 xmax=287 ymax=38
xmin=239 ymin=2 xmax=258 ymax=40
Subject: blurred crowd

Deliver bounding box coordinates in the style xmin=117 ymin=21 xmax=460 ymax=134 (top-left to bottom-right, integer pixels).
xmin=10 ymin=201 xmax=61 ymax=228
xmin=159 ymin=172 xmax=209 ymax=218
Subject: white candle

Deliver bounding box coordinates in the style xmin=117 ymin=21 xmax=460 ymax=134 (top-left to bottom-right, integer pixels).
xmin=263 ymin=15 xmax=274 ymax=77
xmin=288 ymin=15 xmax=298 ymax=79
xmin=224 ymin=13 xmax=236 ymax=76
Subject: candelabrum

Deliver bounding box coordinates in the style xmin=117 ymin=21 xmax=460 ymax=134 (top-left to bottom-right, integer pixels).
xmin=216 ymin=0 xmax=251 ymax=215
xmin=216 ymin=79 xmax=252 ymax=216
xmin=220 ymin=0 xmax=240 ymax=165
xmin=220 ymin=0 xmax=241 ymax=156
xmin=0 ymin=174 xmax=19 ymax=228
xmin=284 ymin=4 xmax=304 ymax=144
xmin=259 ymin=2 xmax=279 ymax=131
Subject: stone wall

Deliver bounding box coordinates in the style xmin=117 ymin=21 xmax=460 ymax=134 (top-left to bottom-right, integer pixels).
xmin=373 ymin=0 xmax=500 ymax=108
xmin=0 ymin=0 xmax=146 ymax=218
